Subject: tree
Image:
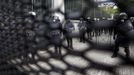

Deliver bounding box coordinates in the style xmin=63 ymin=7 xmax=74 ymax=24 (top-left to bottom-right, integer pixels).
xmin=114 ymin=0 xmax=134 ymax=16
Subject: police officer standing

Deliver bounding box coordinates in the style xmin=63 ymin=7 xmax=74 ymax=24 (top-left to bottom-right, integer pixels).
xmin=86 ymin=17 xmax=93 ymax=40
xmin=64 ymin=19 xmax=75 ymax=49
xmin=48 ymin=16 xmax=62 ymax=57
xmin=78 ymin=18 xmax=87 ymax=43
xmin=111 ymin=13 xmax=133 ymax=59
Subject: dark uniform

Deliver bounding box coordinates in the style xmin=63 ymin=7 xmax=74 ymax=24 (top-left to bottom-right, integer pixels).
xmin=86 ymin=18 xmax=93 ymax=40
xmin=24 ymin=15 xmax=36 ymax=60
xmin=112 ymin=13 xmax=133 ymax=59
xmin=78 ymin=19 xmax=87 ymax=43
xmin=130 ymin=17 xmax=134 ymax=27
xmin=64 ymin=20 xmax=74 ymax=49
xmin=48 ymin=17 xmax=62 ymax=57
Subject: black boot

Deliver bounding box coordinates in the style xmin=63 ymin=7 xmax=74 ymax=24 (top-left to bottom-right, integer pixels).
xmin=112 ymin=44 xmax=119 ymax=58
xmin=111 ymin=53 xmax=118 ymax=58
xmin=124 ymin=47 xmax=130 ymax=59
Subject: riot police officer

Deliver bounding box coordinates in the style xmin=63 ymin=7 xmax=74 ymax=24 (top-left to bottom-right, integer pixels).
xmin=78 ymin=18 xmax=87 ymax=43
xmin=86 ymin=17 xmax=93 ymax=40
xmin=48 ymin=16 xmax=62 ymax=57
xmin=130 ymin=17 xmax=134 ymax=27
xmin=64 ymin=19 xmax=75 ymax=49
xmin=111 ymin=12 xmax=133 ymax=59
xmin=24 ymin=14 xmax=36 ymax=60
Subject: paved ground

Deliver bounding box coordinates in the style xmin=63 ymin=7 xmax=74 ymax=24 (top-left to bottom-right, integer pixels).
xmin=7 ymin=32 xmax=134 ymax=75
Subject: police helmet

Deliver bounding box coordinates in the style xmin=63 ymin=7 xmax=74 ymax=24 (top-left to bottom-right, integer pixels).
xmin=119 ymin=12 xmax=128 ymax=20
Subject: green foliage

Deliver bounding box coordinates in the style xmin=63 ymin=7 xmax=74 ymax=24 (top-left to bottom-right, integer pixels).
xmin=100 ymin=6 xmax=119 ymax=15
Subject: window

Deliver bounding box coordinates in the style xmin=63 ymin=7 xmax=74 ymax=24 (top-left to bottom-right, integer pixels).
xmin=65 ymin=0 xmax=87 ymax=19
xmin=32 ymin=0 xmax=52 ymax=14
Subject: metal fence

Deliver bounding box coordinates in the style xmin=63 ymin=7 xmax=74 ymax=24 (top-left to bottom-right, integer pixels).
xmin=0 ymin=0 xmax=133 ymax=75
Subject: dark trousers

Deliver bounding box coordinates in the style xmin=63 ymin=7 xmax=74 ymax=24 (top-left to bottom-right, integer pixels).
xmin=113 ymin=40 xmax=130 ymax=58
xmin=87 ymin=31 xmax=92 ymax=39
xmin=55 ymin=45 xmax=61 ymax=56
xmin=66 ymin=37 xmax=73 ymax=48
xmin=50 ymin=39 xmax=62 ymax=58
xmin=80 ymin=31 xmax=86 ymax=43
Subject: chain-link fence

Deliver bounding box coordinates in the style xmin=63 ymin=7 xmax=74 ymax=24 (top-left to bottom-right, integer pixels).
xmin=0 ymin=0 xmax=134 ymax=75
